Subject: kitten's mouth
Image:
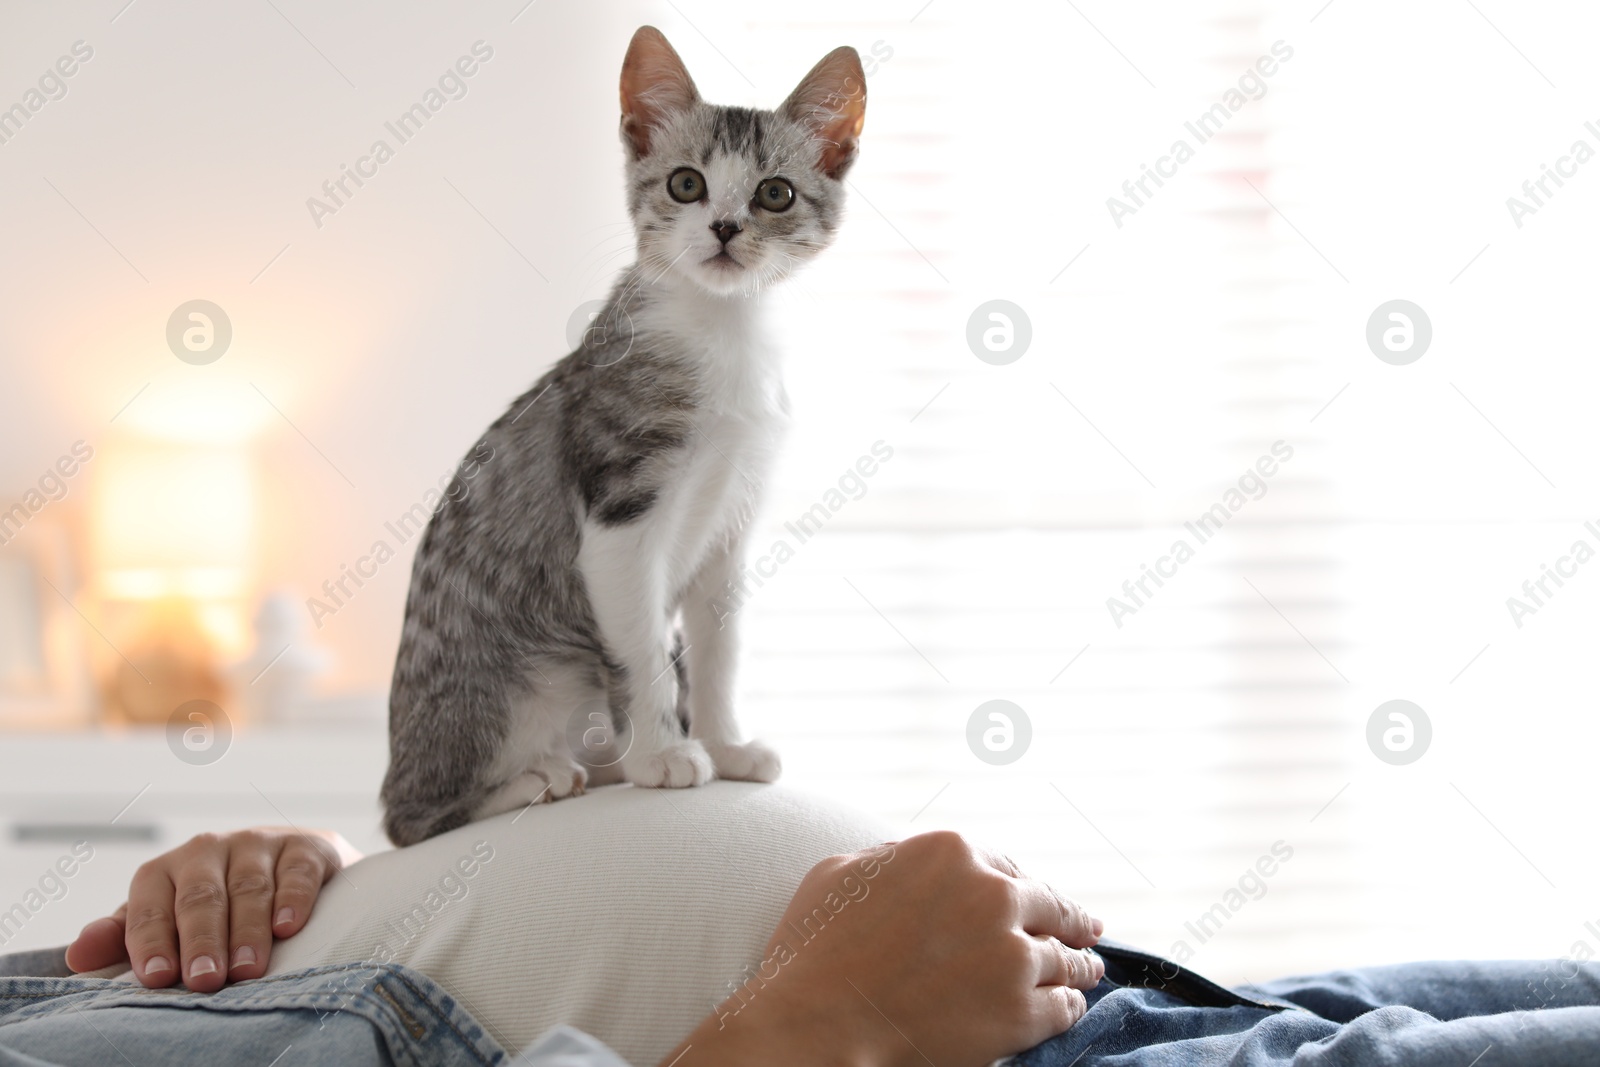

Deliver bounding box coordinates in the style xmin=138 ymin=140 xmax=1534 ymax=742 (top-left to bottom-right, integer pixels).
xmin=703 ymin=249 xmax=743 ymax=270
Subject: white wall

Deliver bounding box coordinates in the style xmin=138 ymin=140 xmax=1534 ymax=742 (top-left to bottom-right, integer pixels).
xmin=0 ymin=0 xmax=639 ymax=691
xmin=4 ymin=0 xmax=1600 ymax=984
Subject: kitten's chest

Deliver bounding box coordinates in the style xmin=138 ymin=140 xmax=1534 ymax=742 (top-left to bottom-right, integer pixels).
xmin=665 ymin=362 xmax=785 ymax=581
xmin=664 ymin=302 xmax=788 ymax=493
xmin=642 ymin=295 xmax=788 ymax=573
xmin=672 ymin=369 xmax=787 ymax=528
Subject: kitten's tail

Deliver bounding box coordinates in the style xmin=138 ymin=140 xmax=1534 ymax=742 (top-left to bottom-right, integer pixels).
xmin=381 ymin=790 xmax=480 ymax=848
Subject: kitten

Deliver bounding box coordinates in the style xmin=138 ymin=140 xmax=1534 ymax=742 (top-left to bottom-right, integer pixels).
xmin=381 ymin=27 xmax=866 ymax=846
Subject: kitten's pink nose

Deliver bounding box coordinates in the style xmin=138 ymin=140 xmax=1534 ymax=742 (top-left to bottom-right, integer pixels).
xmin=710 ymin=219 xmax=742 ymax=245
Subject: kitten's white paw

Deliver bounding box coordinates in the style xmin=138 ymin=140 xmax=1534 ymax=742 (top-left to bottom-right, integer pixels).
xmin=624 ymin=738 xmax=714 ymax=788
xmin=475 ymin=770 xmax=557 ymax=821
xmin=704 ymin=739 xmax=782 ymax=783
xmin=534 ymin=756 xmax=588 ymax=799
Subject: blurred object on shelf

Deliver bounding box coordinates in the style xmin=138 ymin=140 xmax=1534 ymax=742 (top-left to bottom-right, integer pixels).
xmin=101 ymin=596 xmax=228 ymax=726
xmin=88 ymin=438 xmax=256 ymax=727
xmin=232 ymin=590 xmax=331 ymax=723
xmin=0 ymin=514 xmax=96 ymax=729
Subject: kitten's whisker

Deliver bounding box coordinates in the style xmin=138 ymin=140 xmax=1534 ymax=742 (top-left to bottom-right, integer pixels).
xmin=576 ymin=221 xmax=637 ymax=238
xmin=577 ymin=247 xmax=640 ymax=291
xmin=649 ymin=246 xmax=692 ymax=284
xmin=578 ymin=231 xmax=641 ymax=258
xmin=589 ymin=246 xmax=635 ymax=268
xmin=578 ymin=246 xmax=639 ymax=275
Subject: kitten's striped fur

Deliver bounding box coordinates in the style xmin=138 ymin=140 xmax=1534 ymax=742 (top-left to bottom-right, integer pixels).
xmin=381 ymin=27 xmax=865 ymax=845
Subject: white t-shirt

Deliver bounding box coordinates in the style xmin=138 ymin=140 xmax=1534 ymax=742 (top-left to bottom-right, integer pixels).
xmin=266 ymin=782 xmax=893 ymax=1066
xmin=519 ymin=1026 xmax=634 ymax=1066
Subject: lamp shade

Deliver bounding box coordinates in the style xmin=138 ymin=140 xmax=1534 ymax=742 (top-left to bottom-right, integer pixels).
xmin=91 ymin=440 xmax=254 ymax=601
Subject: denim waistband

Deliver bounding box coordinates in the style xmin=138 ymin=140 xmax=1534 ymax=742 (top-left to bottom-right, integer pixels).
xmin=1091 ymin=938 xmax=1299 ymax=1011
xmin=0 ymin=961 xmax=510 ymax=1067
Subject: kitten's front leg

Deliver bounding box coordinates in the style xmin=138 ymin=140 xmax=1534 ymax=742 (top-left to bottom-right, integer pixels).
xmin=578 ymin=521 xmax=713 ymax=788
xmin=682 ymin=537 xmax=781 ymax=783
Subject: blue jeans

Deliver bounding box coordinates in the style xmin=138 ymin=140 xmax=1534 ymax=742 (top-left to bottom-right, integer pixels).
xmin=2 ymin=943 xmax=1597 ymax=1065
xmin=1016 ymin=939 xmax=1600 ymax=1066
xmin=0 ymin=952 xmax=509 ymax=1066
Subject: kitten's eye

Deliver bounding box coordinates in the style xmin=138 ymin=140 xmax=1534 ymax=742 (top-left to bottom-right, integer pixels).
xmin=668 ymin=168 xmax=707 ymax=203
xmin=754 ymin=177 xmax=795 ymax=213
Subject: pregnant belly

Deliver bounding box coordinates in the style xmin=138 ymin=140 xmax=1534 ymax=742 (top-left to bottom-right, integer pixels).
xmin=264 ymin=781 xmax=890 ymax=1065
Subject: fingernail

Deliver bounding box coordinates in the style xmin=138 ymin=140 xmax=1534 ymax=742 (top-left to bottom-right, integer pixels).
xmin=230 ymin=945 xmax=257 ymax=970
xmin=144 ymin=956 xmax=172 ymax=977
xmin=274 ymin=907 xmax=294 ymax=927
xmin=1092 ymin=918 xmax=1104 ymax=937
xmin=189 ymin=955 xmax=218 ymax=978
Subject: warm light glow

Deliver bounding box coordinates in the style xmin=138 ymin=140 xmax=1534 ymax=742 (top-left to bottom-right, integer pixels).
xmin=92 ymin=441 xmax=254 ymax=575
xmin=100 ymin=567 xmax=247 ymax=600
xmin=115 ymin=371 xmax=276 ymax=446
xmin=90 ymin=439 xmax=256 ymax=655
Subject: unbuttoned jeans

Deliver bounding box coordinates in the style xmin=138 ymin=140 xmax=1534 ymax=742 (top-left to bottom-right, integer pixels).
xmin=1014 ymin=939 xmax=1600 ymax=1066
xmin=1 ymin=941 xmax=1597 ymax=1066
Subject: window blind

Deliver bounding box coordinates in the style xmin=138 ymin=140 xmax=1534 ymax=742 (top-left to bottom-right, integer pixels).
xmin=648 ymin=0 xmax=1600 ymax=982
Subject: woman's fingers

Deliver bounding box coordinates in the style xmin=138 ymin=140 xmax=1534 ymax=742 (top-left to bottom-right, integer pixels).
xmin=1035 ymin=983 xmax=1091 ymax=1038
xmin=223 ymin=833 xmax=278 ymax=980
xmin=90 ymin=828 xmax=353 ymax=992
xmin=64 ymin=907 xmax=128 ymax=973
xmin=170 ymin=844 xmax=231 ymax=992
xmin=1030 ymin=935 xmax=1105 ymax=990
xmin=975 ymin=846 xmax=1103 ymax=949
xmin=124 ymin=863 xmax=182 ymax=987
xmin=1015 ymin=878 xmax=1102 ymax=949
xmin=271 ymin=835 xmax=337 ymax=937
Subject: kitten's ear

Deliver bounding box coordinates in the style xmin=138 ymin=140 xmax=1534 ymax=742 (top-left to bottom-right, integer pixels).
xmin=620 ymin=26 xmax=700 ymax=159
xmin=782 ymin=46 xmax=867 ymax=180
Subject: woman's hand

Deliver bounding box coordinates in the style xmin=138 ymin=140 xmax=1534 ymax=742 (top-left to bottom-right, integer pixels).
xmin=663 ymin=830 xmax=1105 ymax=1067
xmin=63 ymin=827 xmax=360 ymax=992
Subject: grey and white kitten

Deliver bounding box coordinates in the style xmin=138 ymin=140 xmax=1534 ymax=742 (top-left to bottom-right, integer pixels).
xmin=381 ymin=27 xmax=866 ymax=845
